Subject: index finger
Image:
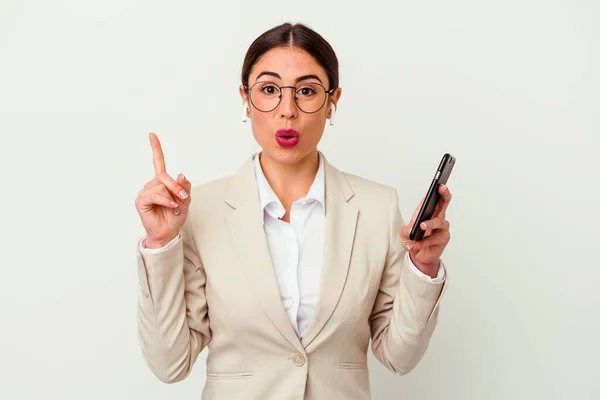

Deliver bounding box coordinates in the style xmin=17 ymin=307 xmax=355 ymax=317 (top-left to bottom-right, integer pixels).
xmin=149 ymin=132 xmax=166 ymax=176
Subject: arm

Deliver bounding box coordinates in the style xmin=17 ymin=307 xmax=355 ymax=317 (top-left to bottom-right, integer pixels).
xmin=369 ymin=188 xmax=448 ymax=375
xmin=136 ymin=214 xmax=211 ymax=383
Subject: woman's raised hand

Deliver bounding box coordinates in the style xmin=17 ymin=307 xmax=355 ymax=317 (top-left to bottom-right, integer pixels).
xmin=135 ymin=133 xmax=192 ymax=248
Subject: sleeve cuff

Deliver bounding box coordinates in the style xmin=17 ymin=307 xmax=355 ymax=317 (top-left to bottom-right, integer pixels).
xmin=407 ymin=253 xmax=446 ymax=283
xmin=139 ymin=235 xmax=181 ymax=254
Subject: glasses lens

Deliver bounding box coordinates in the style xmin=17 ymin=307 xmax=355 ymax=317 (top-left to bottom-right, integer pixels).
xmin=295 ymin=83 xmax=326 ymax=113
xmin=250 ymin=82 xmax=281 ymax=112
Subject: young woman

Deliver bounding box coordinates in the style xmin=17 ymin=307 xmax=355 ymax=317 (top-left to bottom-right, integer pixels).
xmin=135 ymin=22 xmax=452 ymax=400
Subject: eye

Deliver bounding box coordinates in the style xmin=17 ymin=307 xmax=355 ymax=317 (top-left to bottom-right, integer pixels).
xmin=297 ymin=86 xmax=317 ymax=96
xmin=260 ymin=84 xmax=280 ymax=95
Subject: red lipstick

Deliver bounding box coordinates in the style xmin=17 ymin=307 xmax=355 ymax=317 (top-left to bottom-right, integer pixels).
xmin=275 ymin=129 xmax=299 ymax=148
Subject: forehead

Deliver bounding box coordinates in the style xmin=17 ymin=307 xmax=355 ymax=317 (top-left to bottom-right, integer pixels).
xmin=249 ymin=46 xmax=328 ymax=84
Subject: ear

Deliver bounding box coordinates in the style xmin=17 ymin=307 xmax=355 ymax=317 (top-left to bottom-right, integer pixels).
xmin=239 ymin=85 xmax=250 ymax=121
xmin=328 ymin=87 xmax=342 ymax=117
xmin=239 ymin=84 xmax=249 ymax=105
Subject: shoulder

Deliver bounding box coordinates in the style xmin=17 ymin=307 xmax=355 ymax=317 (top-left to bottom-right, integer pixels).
xmin=334 ymin=167 xmax=405 ymax=235
xmin=189 ymin=175 xmax=230 ymax=198
xmin=344 ymin=171 xmax=394 ymax=196
xmin=181 ymin=174 xmax=237 ymax=240
xmin=186 ymin=174 xmax=232 ymax=214
xmin=187 ymin=155 xmax=255 ymax=204
xmin=185 ymin=155 xmax=254 ymax=216
xmin=336 ymin=167 xmax=398 ymax=207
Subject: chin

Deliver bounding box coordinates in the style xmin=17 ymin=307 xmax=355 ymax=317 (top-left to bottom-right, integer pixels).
xmin=265 ymin=147 xmax=311 ymax=165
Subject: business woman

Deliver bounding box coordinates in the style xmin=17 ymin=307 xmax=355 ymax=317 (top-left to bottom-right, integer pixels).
xmin=135 ymin=22 xmax=452 ymax=400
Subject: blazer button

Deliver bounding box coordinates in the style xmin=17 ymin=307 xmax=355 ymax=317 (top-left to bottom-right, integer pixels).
xmin=292 ymin=353 xmax=305 ymax=367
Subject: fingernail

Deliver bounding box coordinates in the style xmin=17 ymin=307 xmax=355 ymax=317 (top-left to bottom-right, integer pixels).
xmin=179 ymin=189 xmax=189 ymax=199
xmin=182 ymin=174 xmax=187 ymax=183
xmin=174 ymin=207 xmax=180 ymax=215
xmin=421 ymin=222 xmax=427 ymax=229
xmin=170 ymin=201 xmax=178 ymax=208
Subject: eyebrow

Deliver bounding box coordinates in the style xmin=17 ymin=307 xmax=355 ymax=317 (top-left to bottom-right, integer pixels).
xmin=255 ymin=71 xmax=323 ymax=84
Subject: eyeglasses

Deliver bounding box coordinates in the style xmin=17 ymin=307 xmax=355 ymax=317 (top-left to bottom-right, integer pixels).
xmin=244 ymin=81 xmax=335 ymax=114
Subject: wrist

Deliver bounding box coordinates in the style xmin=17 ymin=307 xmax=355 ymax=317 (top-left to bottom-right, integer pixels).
xmin=145 ymin=235 xmax=176 ymax=249
xmin=410 ymin=255 xmax=440 ymax=278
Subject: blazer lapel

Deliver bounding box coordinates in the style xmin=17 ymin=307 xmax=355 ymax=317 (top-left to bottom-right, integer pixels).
xmin=224 ymin=155 xmax=304 ymax=354
xmin=301 ymin=156 xmax=358 ymax=349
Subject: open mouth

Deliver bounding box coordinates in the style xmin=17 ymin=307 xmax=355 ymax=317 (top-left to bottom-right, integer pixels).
xmin=275 ymin=130 xmax=300 ymax=147
xmin=276 ymin=129 xmax=299 ymax=138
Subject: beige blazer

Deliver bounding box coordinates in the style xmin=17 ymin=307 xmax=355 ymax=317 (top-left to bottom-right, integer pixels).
xmin=136 ymin=153 xmax=448 ymax=400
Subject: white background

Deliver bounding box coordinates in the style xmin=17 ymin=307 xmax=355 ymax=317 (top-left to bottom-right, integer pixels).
xmin=1 ymin=0 xmax=598 ymax=399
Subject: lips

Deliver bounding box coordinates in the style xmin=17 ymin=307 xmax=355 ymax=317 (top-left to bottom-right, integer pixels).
xmin=276 ymin=129 xmax=299 ymax=138
xmin=275 ymin=129 xmax=299 ymax=148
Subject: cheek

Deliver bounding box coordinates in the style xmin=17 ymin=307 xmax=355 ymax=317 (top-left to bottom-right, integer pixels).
xmin=306 ymin=121 xmax=325 ymax=142
xmin=250 ymin=114 xmax=272 ymax=142
xmin=303 ymin=113 xmax=327 ymax=140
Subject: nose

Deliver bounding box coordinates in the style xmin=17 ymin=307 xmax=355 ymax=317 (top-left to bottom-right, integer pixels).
xmin=278 ymin=87 xmax=298 ymax=119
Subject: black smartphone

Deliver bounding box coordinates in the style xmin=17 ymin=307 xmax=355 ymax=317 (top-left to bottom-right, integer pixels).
xmin=409 ymin=153 xmax=456 ymax=241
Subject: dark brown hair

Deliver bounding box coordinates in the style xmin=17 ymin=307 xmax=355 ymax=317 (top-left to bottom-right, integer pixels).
xmin=241 ymin=22 xmax=339 ymax=91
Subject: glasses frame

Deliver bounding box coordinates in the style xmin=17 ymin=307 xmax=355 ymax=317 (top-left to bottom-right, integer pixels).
xmin=243 ymin=81 xmax=336 ymax=114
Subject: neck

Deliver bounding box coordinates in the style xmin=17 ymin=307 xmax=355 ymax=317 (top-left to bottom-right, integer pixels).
xmin=259 ymin=150 xmax=320 ymax=204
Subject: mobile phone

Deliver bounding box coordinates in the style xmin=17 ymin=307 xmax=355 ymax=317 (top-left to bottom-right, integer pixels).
xmin=409 ymin=153 xmax=456 ymax=241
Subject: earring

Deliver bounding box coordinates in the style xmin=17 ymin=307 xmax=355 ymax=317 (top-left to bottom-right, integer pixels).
xmin=329 ymin=104 xmax=336 ymax=126
xmin=242 ymin=102 xmax=249 ymax=122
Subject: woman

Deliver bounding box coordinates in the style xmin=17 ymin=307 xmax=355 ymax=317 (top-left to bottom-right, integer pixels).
xmin=135 ymin=22 xmax=452 ymax=400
